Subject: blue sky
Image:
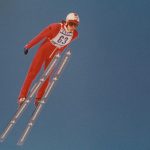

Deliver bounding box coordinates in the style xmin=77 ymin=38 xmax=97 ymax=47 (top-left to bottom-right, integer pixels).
xmin=0 ymin=0 xmax=150 ymax=150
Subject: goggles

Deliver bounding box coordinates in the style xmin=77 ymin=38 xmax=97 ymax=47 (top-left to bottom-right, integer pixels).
xmin=68 ymin=22 xmax=78 ymax=27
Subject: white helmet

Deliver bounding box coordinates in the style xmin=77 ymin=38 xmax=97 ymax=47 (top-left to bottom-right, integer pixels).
xmin=66 ymin=12 xmax=80 ymax=24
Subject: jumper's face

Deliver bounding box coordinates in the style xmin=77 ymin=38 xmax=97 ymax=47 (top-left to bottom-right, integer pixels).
xmin=67 ymin=22 xmax=78 ymax=32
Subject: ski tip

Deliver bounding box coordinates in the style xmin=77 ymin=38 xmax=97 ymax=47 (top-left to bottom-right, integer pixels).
xmin=55 ymin=53 xmax=60 ymax=58
xmin=66 ymin=50 xmax=71 ymax=55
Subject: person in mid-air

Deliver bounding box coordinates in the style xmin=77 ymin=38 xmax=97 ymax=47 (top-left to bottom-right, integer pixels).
xmin=18 ymin=12 xmax=79 ymax=106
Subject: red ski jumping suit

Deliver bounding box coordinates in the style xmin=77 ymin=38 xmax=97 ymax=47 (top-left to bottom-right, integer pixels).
xmin=18 ymin=22 xmax=78 ymax=104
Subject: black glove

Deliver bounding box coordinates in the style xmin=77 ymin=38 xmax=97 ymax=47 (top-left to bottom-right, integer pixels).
xmin=24 ymin=48 xmax=29 ymax=55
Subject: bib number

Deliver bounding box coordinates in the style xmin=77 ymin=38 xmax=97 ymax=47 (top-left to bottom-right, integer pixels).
xmin=57 ymin=36 xmax=69 ymax=44
xmin=50 ymin=27 xmax=73 ymax=48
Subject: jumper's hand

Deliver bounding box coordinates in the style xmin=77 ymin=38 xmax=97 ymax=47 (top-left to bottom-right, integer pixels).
xmin=24 ymin=48 xmax=29 ymax=55
xmin=24 ymin=45 xmax=29 ymax=55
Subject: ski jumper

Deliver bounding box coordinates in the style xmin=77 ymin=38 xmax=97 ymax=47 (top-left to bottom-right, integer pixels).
xmin=18 ymin=22 xmax=78 ymax=104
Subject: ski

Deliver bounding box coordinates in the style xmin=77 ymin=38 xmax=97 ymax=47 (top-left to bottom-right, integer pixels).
xmin=0 ymin=52 xmax=61 ymax=142
xmin=17 ymin=50 xmax=71 ymax=145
